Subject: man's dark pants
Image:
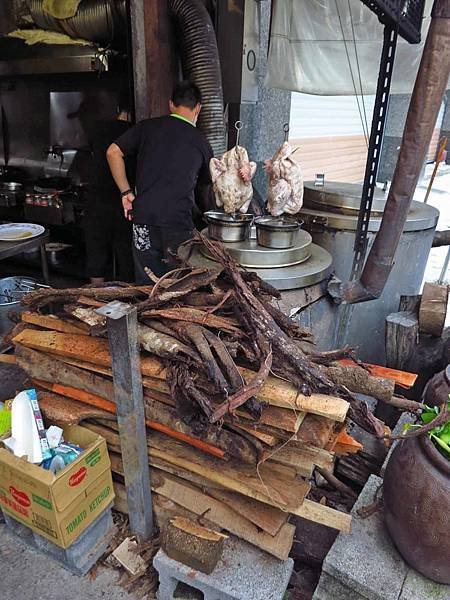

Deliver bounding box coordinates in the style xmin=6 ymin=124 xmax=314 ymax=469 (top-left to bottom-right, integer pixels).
xmin=133 ymin=225 xmax=193 ymax=283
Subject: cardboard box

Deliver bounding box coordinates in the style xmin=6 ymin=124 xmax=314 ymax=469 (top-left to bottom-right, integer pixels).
xmin=0 ymin=425 xmax=115 ymax=548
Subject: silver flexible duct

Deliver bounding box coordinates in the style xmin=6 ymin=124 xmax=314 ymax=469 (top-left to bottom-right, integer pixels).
xmin=27 ymin=0 xmax=127 ymax=45
xmin=169 ymin=0 xmax=226 ymax=157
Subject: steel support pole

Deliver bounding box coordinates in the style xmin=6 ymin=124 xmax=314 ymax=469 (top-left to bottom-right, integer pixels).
xmin=97 ymin=301 xmax=153 ymax=540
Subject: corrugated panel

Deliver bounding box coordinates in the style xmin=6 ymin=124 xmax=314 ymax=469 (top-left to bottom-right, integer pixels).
xmin=289 ymin=93 xmax=376 ymax=139
xmin=290 ymin=135 xmax=367 ymax=182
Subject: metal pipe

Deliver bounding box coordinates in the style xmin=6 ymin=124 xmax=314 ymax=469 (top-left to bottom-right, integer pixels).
xmin=337 ymin=0 xmax=450 ymax=304
xmin=169 ymin=0 xmax=227 ymax=157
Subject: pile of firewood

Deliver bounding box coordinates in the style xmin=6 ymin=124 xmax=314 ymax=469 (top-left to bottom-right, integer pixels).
xmin=4 ymin=233 xmax=395 ymax=559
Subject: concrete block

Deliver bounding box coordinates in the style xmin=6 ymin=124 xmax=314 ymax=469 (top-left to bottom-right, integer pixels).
xmin=380 ymin=413 xmax=415 ymax=477
xmin=399 ymin=570 xmax=450 ymax=600
xmin=154 ymin=535 xmax=293 ymax=600
xmin=322 ymin=475 xmax=408 ymax=600
xmin=4 ymin=505 xmax=115 ymax=575
xmin=313 ymin=571 xmax=366 ymax=600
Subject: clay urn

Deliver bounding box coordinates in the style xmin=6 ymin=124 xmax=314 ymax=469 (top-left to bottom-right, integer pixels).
xmin=383 ymin=431 xmax=450 ymax=584
xmin=422 ymin=365 xmax=450 ymax=407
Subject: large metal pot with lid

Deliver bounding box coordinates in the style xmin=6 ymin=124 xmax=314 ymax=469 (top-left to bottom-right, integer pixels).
xmin=254 ymin=216 xmax=301 ymax=249
xmin=204 ymin=211 xmax=253 ymax=243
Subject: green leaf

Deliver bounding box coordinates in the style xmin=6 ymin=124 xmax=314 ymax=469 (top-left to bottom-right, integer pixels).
xmin=430 ymin=434 xmax=450 ymax=457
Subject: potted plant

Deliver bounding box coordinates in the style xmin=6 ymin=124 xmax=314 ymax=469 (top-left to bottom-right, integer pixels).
xmin=383 ymin=398 xmax=450 ymax=584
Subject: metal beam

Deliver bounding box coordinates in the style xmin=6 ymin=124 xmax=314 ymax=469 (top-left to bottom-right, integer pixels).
xmin=97 ymin=301 xmax=153 ymax=540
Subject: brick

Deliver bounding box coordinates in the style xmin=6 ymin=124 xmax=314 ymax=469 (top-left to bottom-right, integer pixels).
xmin=154 ymin=535 xmax=293 ymax=600
xmin=322 ymin=475 xmax=408 ymax=600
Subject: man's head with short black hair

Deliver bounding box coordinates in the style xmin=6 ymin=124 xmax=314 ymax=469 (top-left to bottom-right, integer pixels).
xmin=171 ymin=81 xmax=202 ymax=109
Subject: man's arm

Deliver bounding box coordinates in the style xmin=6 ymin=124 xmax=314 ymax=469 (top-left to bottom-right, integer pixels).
xmin=106 ymin=142 xmax=135 ymax=220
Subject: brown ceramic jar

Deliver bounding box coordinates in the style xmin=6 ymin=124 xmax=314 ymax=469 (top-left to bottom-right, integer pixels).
xmin=383 ymin=433 xmax=450 ymax=584
xmin=422 ymin=365 xmax=450 ymax=408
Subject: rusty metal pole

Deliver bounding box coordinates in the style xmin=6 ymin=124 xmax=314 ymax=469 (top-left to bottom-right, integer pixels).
xmin=337 ymin=0 xmax=450 ymax=304
xmin=97 ymin=301 xmax=153 ymax=540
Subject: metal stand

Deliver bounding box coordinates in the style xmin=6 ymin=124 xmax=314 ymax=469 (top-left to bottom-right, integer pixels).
xmin=351 ymin=26 xmax=398 ymax=279
xmin=336 ymin=26 xmax=398 ymax=346
xmin=97 ymin=301 xmax=153 ymax=540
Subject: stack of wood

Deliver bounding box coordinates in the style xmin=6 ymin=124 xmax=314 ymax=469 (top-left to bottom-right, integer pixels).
xmin=3 ymin=234 xmax=392 ymax=560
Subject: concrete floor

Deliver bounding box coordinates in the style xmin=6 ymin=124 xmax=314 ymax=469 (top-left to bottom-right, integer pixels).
xmin=0 ymin=524 xmax=139 ymax=600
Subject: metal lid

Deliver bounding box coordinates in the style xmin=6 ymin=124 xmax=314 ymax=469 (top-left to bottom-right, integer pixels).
xmin=254 ymin=216 xmax=300 ymax=232
xmin=300 ymin=200 xmax=439 ymax=232
xmin=204 ymin=211 xmax=253 ymax=226
xmin=201 ymin=227 xmax=312 ymax=268
xmin=180 ymin=241 xmax=332 ymax=290
xmin=303 ymin=181 xmax=387 ymax=215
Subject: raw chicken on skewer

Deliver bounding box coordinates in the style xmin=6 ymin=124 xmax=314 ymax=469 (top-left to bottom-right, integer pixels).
xmin=265 ymin=125 xmax=304 ymax=217
xmin=210 ymin=121 xmax=257 ymax=214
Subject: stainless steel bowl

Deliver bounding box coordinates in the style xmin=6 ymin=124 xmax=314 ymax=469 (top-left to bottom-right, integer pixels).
xmin=204 ymin=211 xmax=253 ymax=243
xmin=254 ymin=216 xmax=302 ymax=249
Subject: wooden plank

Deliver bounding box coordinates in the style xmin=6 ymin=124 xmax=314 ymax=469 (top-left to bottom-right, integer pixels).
xmin=16 ymin=345 xmax=115 ymax=401
xmin=265 ymin=444 xmax=334 ymax=477
xmin=332 ymin=430 xmax=363 ymax=455
xmin=295 ymin=499 xmax=352 ymax=533
xmin=148 ymin=431 xmax=310 ymax=511
xmin=14 ymin=329 xmax=349 ymax=422
xmin=21 ymin=311 xmax=89 ymax=335
xmin=291 ymin=414 xmax=337 ymax=448
xmin=236 ymin=405 xmax=306 ymax=433
xmin=12 ymin=329 xmax=165 ymax=378
xmin=0 ymin=354 xmax=16 ymax=364
xmin=111 ymin=454 xmax=294 ymax=560
xmin=232 ymin=423 xmax=280 ymax=447
xmin=206 ymin=489 xmax=288 ymax=537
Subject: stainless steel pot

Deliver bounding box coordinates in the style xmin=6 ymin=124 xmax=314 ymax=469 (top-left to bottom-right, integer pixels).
xmin=204 ymin=211 xmax=253 ymax=243
xmin=254 ymin=216 xmax=301 ymax=249
xmin=45 ymin=242 xmax=72 ymax=266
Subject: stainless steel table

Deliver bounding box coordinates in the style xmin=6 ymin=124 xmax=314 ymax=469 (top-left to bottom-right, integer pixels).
xmin=0 ymin=230 xmax=50 ymax=284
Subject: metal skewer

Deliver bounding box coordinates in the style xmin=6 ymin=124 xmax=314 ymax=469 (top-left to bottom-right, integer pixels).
xmin=283 ymin=123 xmax=290 ymax=142
xmin=235 ymin=120 xmax=243 ymax=148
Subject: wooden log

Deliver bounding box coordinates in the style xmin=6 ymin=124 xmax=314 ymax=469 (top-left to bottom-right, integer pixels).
xmin=21 ymin=311 xmax=89 ymax=335
xmin=338 ymin=359 xmax=417 ymax=388
xmin=419 ymin=282 xmax=449 ymax=337
xmin=325 ymin=363 xmax=395 ymax=404
xmin=399 ymin=294 xmax=421 ymax=314
xmin=162 ymin=517 xmax=228 ymax=574
xmin=385 ymin=311 xmax=419 ymax=371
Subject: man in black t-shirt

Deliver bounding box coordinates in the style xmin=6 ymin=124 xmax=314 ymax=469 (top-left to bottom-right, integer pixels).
xmin=107 ymin=81 xmax=213 ymax=282
xmin=83 ymin=92 xmax=136 ymax=283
